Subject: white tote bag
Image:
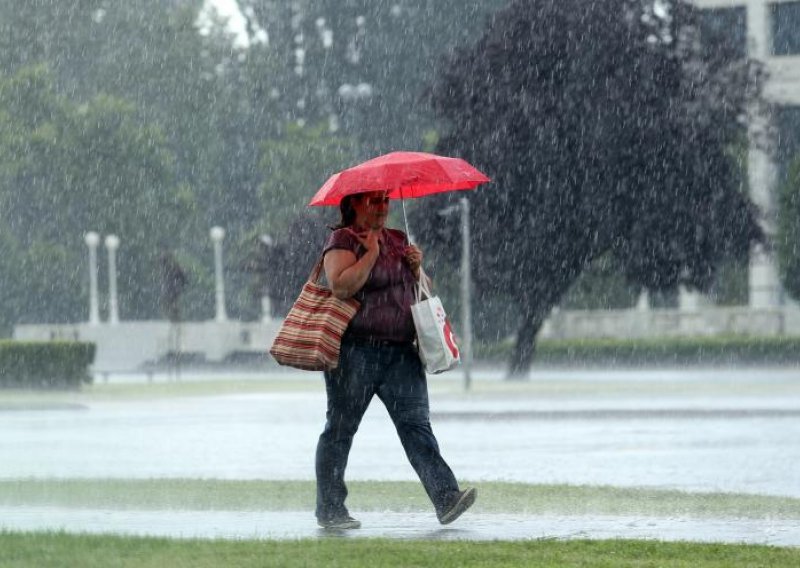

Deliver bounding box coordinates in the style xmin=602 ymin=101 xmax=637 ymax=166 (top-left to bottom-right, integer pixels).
xmin=411 ymin=269 xmax=461 ymax=374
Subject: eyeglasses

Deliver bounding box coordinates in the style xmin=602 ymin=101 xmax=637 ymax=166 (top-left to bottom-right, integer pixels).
xmin=366 ymin=196 xmax=390 ymax=206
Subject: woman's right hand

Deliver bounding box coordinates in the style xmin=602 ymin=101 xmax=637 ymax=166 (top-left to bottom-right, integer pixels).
xmin=349 ymin=228 xmax=381 ymax=255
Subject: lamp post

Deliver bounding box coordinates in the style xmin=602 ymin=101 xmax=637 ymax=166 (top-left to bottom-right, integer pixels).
xmin=84 ymin=231 xmax=101 ymax=325
xmin=210 ymin=226 xmax=228 ymax=322
xmin=437 ymin=200 xmax=473 ymax=392
xmin=460 ymin=198 xmax=473 ymax=391
xmin=337 ymin=82 xmax=372 ymax=141
xmin=105 ymin=235 xmax=120 ymax=325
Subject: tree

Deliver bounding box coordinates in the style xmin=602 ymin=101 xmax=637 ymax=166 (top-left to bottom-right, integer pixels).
xmin=420 ymin=0 xmax=765 ymax=376
xmin=237 ymin=0 xmax=507 ymax=156
xmin=0 ymin=65 xmax=187 ymax=324
xmin=777 ymin=156 xmax=800 ymax=302
xmin=261 ymin=210 xmax=332 ymax=316
xmin=0 ymin=1 xmax=289 ymax=325
xmin=0 ymin=0 xmax=514 ymax=329
xmin=258 ymin=122 xmax=354 ymax=234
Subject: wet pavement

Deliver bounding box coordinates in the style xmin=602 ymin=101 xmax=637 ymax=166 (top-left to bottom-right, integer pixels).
xmin=2 ymin=506 xmax=800 ymax=546
xmin=1 ymin=367 xmax=799 ymax=544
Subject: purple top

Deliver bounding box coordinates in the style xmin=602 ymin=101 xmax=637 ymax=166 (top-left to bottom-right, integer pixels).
xmin=322 ymin=227 xmax=417 ymax=343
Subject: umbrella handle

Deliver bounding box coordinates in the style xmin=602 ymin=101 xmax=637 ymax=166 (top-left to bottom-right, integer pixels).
xmin=400 ymin=188 xmax=413 ymax=244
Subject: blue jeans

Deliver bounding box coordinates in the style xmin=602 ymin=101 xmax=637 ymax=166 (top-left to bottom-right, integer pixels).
xmin=315 ymin=339 xmax=459 ymax=521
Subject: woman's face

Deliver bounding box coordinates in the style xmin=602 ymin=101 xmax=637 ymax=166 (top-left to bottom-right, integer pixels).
xmin=353 ymin=191 xmax=390 ymax=229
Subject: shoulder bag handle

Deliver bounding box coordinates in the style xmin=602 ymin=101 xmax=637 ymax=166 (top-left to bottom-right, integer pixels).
xmin=309 ymin=255 xmax=326 ymax=284
xmin=415 ymin=266 xmax=433 ymax=303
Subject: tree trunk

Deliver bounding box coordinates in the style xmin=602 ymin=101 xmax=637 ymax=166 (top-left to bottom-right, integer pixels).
xmin=507 ymin=314 xmax=544 ymax=379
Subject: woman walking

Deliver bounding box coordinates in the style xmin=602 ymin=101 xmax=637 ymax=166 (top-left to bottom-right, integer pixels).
xmin=315 ymin=189 xmax=476 ymax=529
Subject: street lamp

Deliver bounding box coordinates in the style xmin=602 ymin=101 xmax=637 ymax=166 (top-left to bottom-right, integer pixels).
xmin=84 ymin=231 xmax=101 ymax=325
xmin=105 ymin=234 xmax=120 ymax=325
xmin=337 ymin=82 xmax=372 ymax=140
xmin=460 ymin=198 xmax=473 ymax=391
xmin=438 ymin=199 xmax=473 ymax=391
xmin=210 ymin=226 xmax=228 ymax=322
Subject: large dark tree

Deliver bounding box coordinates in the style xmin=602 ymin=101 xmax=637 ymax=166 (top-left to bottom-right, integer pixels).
xmin=420 ymin=0 xmax=766 ymax=376
xmin=777 ymin=156 xmax=800 ymax=302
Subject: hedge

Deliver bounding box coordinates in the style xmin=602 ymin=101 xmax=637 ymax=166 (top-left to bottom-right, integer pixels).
xmin=475 ymin=336 xmax=800 ymax=366
xmin=0 ymin=341 xmax=96 ymax=389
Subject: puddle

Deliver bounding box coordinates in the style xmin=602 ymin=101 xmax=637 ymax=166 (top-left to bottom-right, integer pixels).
xmin=0 ymin=507 xmax=798 ymax=546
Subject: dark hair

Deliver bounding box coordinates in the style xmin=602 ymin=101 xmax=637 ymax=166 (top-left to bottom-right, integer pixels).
xmin=331 ymin=194 xmax=359 ymax=230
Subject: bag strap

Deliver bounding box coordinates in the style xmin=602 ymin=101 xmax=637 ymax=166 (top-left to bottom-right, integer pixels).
xmin=308 ymin=255 xmax=326 ymax=284
xmin=415 ymin=266 xmax=433 ymax=303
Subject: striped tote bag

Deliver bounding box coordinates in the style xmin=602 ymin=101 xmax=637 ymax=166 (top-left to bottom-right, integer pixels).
xmin=269 ymin=257 xmax=360 ymax=371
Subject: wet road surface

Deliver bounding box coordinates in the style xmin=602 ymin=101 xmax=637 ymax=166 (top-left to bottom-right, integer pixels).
xmin=1 ymin=507 xmax=799 ymax=546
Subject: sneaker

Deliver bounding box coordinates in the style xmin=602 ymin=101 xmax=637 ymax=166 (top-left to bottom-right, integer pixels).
xmin=317 ymin=515 xmax=362 ymax=530
xmin=437 ymin=487 xmax=477 ymax=525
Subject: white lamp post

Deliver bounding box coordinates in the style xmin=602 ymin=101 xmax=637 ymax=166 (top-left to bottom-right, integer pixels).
xmin=210 ymin=226 xmax=228 ymax=322
xmin=84 ymin=231 xmax=101 ymax=325
xmin=105 ymin=234 xmax=120 ymax=324
xmin=460 ymin=198 xmax=473 ymax=391
xmin=437 ymin=202 xmax=473 ymax=392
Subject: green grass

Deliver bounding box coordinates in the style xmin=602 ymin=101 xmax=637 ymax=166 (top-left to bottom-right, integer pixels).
xmin=2 ymin=479 xmax=800 ymax=519
xmin=1 ymin=532 xmax=798 ymax=568
xmin=0 ymin=376 xmax=322 ymax=406
xmin=3 ymin=368 xmax=798 ymax=408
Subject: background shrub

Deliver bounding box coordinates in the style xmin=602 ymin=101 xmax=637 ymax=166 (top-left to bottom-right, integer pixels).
xmin=0 ymin=341 xmax=95 ymax=389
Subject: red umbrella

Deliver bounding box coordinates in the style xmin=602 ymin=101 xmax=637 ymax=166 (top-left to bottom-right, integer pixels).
xmin=309 ymin=151 xmax=490 ymax=235
xmin=309 ymin=151 xmax=490 ymax=206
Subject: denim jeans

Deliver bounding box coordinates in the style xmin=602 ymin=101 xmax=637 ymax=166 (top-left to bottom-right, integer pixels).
xmin=315 ymin=339 xmax=459 ymax=521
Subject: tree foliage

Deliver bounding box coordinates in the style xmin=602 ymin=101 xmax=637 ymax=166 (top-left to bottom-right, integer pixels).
xmin=0 ymin=1 xmax=276 ymax=325
xmin=0 ymin=0 xmax=768 ymax=351
xmin=237 ymin=0 xmax=507 ymax=156
xmin=0 ymin=0 xmax=510 ymax=329
xmin=777 ymin=156 xmax=800 ymax=302
xmin=258 ymin=123 xmax=354 ymax=234
xmin=0 ymin=65 xmax=186 ymax=327
xmin=420 ymin=0 xmax=765 ymax=375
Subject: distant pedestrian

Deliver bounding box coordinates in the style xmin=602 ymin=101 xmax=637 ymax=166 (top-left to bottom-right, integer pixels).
xmin=314 ymin=190 xmax=476 ymax=530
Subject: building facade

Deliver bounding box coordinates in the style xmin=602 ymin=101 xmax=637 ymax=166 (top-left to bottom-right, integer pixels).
xmin=695 ymin=0 xmax=800 ymax=308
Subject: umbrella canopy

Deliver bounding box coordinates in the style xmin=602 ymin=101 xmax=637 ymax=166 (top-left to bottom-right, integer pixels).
xmin=308 ymin=151 xmax=490 ymax=207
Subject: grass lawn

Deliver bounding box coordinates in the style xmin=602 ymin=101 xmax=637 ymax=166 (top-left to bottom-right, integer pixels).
xmin=2 ymin=478 xmax=800 ymax=519
xmin=2 ymin=368 xmax=798 ymax=407
xmin=1 ymin=532 xmax=799 ymax=568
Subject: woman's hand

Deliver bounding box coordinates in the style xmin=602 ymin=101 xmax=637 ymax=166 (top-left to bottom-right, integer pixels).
xmin=404 ymin=244 xmax=423 ymax=280
xmin=350 ymin=228 xmax=381 ymax=255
